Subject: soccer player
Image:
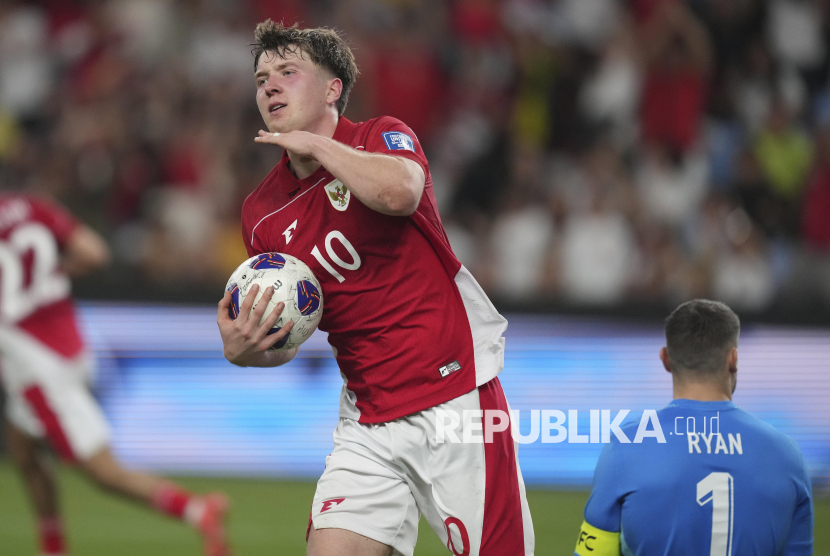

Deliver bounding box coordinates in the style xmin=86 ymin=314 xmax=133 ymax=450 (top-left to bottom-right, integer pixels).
xmin=216 ymin=21 xmax=534 ymax=556
xmin=574 ymin=299 xmax=813 ymax=556
xmin=0 ymin=193 xmax=230 ymax=556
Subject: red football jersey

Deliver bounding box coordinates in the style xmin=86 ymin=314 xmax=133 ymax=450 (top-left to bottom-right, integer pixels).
xmin=0 ymin=194 xmax=84 ymax=359
xmin=242 ymin=116 xmax=507 ymax=423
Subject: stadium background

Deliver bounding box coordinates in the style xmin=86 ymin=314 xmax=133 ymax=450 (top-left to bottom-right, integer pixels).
xmin=1 ymin=0 xmax=829 ymax=554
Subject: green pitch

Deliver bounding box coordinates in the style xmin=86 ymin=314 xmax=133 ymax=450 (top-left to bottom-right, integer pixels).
xmin=0 ymin=461 xmax=827 ymax=555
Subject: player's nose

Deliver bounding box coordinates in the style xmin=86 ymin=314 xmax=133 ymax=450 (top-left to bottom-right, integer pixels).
xmin=261 ymin=76 xmax=281 ymax=96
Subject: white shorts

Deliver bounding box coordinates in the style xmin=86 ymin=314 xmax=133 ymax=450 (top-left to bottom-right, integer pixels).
xmin=309 ymin=377 xmax=534 ymax=556
xmin=0 ymin=325 xmax=110 ymax=461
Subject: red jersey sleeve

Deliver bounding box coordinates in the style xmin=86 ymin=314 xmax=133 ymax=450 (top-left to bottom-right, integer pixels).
xmin=364 ymin=116 xmax=429 ymax=177
xmin=28 ymin=196 xmax=79 ymax=249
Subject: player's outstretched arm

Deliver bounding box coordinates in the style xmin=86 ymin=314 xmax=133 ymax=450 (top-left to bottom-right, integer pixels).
xmin=255 ymin=130 xmax=425 ymax=216
xmin=63 ymin=224 xmax=111 ymax=277
xmin=217 ymin=284 xmax=298 ymax=367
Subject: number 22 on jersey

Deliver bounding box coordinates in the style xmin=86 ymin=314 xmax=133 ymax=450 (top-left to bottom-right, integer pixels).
xmin=0 ymin=222 xmax=70 ymax=322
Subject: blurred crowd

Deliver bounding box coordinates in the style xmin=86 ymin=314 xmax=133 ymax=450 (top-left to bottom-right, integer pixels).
xmin=2 ymin=0 xmax=830 ymax=315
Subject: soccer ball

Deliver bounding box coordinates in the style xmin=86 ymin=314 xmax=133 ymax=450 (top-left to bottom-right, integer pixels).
xmin=225 ymin=253 xmax=323 ymax=350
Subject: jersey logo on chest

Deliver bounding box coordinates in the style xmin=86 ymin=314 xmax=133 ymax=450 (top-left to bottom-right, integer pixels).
xmin=325 ymin=179 xmax=350 ymax=212
xmin=283 ymin=219 xmax=298 ymax=244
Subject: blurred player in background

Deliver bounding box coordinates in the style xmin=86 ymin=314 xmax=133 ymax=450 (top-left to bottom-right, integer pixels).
xmin=574 ymin=299 xmax=813 ymax=556
xmin=217 ymin=21 xmax=533 ymax=556
xmin=0 ymin=193 xmax=231 ymax=556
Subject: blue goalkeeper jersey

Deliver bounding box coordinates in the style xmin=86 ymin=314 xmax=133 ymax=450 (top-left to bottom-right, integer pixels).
xmin=578 ymin=399 xmax=813 ymax=556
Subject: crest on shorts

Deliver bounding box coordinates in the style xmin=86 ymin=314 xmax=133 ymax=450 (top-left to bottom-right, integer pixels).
xmin=325 ymin=179 xmax=350 ymax=211
xmin=320 ymin=498 xmax=345 ymax=513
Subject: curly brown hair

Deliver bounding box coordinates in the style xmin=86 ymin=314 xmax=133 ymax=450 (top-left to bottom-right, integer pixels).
xmin=252 ymin=20 xmax=358 ymax=116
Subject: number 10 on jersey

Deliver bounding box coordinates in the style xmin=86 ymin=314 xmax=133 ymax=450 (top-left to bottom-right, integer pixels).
xmin=310 ymin=230 xmax=361 ymax=283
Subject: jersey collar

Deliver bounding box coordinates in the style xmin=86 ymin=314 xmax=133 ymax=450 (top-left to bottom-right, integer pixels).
xmin=332 ymin=115 xmax=357 ymax=143
xmin=276 ymin=117 xmax=357 ymax=194
xmin=667 ymin=399 xmax=737 ymax=411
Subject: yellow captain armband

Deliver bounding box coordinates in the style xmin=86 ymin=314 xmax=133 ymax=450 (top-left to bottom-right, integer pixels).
xmin=574 ymin=520 xmax=621 ymax=556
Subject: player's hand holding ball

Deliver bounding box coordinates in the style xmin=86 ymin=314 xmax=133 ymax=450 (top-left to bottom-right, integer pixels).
xmin=218 ymin=253 xmax=323 ymax=366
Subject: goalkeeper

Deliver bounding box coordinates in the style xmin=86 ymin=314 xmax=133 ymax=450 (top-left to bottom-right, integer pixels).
xmin=575 ymin=300 xmax=813 ymax=556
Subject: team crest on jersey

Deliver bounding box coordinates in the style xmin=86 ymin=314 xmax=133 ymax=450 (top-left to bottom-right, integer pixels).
xmin=325 ymin=179 xmax=350 ymax=211
xmin=382 ymin=131 xmax=415 ymax=152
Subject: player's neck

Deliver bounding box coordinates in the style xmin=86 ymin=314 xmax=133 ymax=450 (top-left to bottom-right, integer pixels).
xmin=672 ymin=380 xmax=732 ymax=402
xmin=286 ymin=112 xmax=339 ymax=180
xmin=287 ymin=153 xmax=322 ymax=180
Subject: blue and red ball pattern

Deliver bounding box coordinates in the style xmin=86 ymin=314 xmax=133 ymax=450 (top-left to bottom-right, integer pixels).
xmin=298 ymin=280 xmax=321 ymax=316
xmin=266 ymin=326 xmax=290 ymax=349
xmin=250 ymin=253 xmax=286 ymax=269
xmin=228 ymin=285 xmax=241 ymax=320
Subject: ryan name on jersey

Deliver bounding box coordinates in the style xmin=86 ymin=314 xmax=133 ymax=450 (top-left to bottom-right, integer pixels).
xmin=686 ymin=432 xmax=743 ymax=455
xmin=673 ymin=413 xmax=743 ymax=455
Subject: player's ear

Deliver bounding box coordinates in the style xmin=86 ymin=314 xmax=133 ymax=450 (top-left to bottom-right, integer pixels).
xmin=326 ymin=77 xmax=343 ymax=108
xmin=727 ymin=347 xmax=738 ymax=375
xmin=659 ymin=347 xmax=671 ymax=373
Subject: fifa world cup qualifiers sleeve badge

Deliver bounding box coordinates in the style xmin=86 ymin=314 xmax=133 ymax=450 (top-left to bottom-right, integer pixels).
xmin=381 ymin=131 xmax=415 ymax=152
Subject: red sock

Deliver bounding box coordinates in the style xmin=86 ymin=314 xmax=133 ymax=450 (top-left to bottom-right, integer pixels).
xmin=151 ymin=483 xmax=193 ymax=520
xmin=38 ymin=516 xmax=66 ymax=555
